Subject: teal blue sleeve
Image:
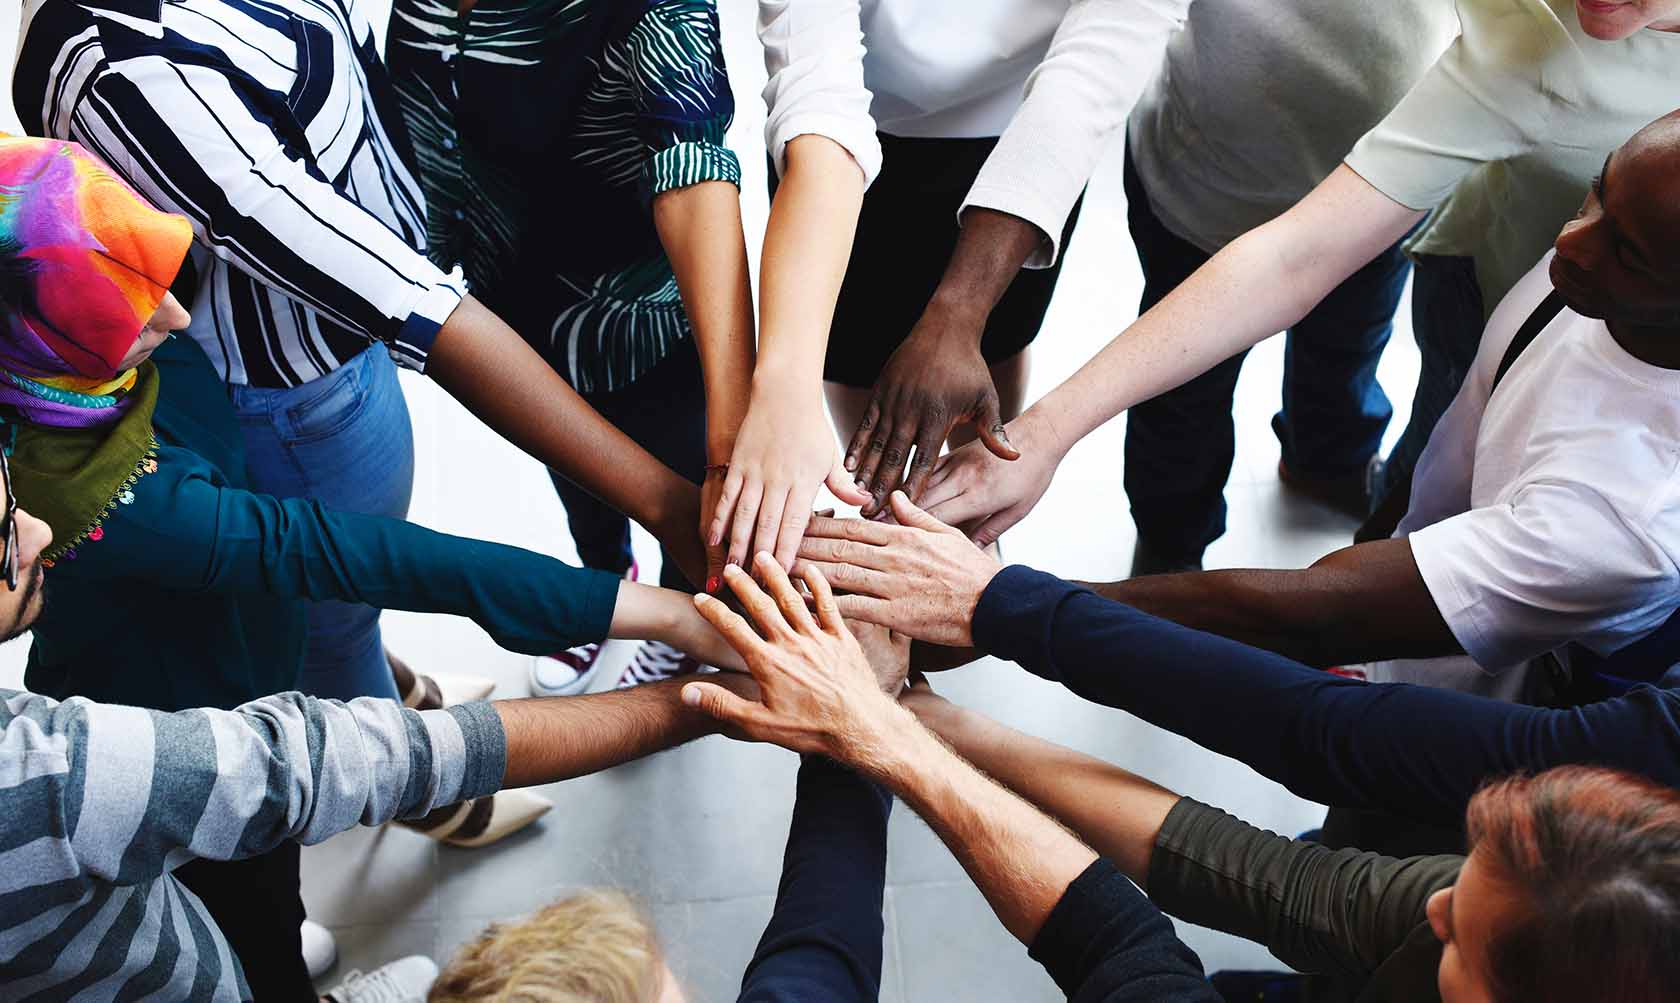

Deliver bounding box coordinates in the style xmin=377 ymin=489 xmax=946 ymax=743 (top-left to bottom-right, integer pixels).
xmin=85 ymin=453 xmax=619 ymax=653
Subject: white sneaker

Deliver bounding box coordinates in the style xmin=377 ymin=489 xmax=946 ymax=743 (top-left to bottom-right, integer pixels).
xmin=528 ymin=642 xmax=608 ymax=697
xmin=322 ymin=956 xmax=439 ymax=1003
xmin=397 ymin=789 xmax=553 ymax=848
xmin=615 ymin=640 xmax=705 ymax=689
xmin=301 ymin=919 xmax=337 ymax=979
xmin=399 ymin=670 xmax=497 ymax=709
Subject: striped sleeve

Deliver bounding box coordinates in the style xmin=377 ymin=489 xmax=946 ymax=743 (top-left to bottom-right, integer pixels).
xmin=632 ymin=1 xmax=741 ymax=200
xmin=2 ymin=689 xmax=504 ymax=888
xmin=65 ymin=52 xmax=464 ymax=370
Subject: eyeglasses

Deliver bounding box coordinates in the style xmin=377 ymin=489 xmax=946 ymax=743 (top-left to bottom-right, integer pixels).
xmin=1 ymin=425 xmax=17 ymax=591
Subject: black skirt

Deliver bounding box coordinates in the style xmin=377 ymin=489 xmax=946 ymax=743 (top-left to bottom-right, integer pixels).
xmin=773 ymin=132 xmax=1082 ymax=388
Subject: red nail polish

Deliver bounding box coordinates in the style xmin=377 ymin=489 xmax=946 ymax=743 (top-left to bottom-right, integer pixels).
xmin=705 ymin=575 xmax=720 ymax=593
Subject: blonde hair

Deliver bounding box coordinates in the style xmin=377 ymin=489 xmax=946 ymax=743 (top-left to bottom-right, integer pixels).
xmin=429 ymin=889 xmax=665 ymax=1003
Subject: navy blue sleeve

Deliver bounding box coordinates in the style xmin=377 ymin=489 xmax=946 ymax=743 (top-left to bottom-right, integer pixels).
xmin=972 ymin=566 xmax=1680 ymax=828
xmin=738 ymin=757 xmax=893 ymax=1002
xmin=1030 ymin=860 xmax=1219 ymax=1002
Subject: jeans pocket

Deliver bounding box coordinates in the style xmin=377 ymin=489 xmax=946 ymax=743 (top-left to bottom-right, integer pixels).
xmin=283 ymin=357 xmax=370 ymax=445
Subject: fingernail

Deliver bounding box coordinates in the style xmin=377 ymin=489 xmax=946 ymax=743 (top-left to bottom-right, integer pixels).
xmin=705 ymin=575 xmax=720 ymax=593
xmin=708 ymin=530 xmax=721 ymax=547
xmin=845 ymin=456 xmax=857 ymax=471
xmin=855 ymin=479 xmax=868 ymax=492
xmin=681 ymin=685 xmax=702 ymax=706
xmin=727 ymin=556 xmax=740 ymax=567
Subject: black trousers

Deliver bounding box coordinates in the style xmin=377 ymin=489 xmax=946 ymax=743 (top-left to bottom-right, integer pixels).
xmin=548 ymin=337 xmax=707 ymax=592
xmin=176 ymin=842 xmax=314 ymax=1001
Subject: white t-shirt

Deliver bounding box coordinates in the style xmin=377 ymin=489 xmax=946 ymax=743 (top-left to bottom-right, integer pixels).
xmin=757 ymin=0 xmax=1187 ymax=265
xmin=1389 ymin=253 xmax=1680 ymax=690
xmin=1344 ymin=0 xmax=1680 ymax=317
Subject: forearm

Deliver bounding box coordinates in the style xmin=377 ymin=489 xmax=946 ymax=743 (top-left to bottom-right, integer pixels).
xmin=921 ymin=209 xmax=1046 ymax=335
xmin=427 ymin=294 xmax=696 ymax=531
xmin=496 ymin=675 xmax=751 ymax=789
xmin=654 ymin=182 xmax=757 ymax=460
xmin=1026 ymin=167 xmax=1425 ymax=454
xmin=912 ymin=698 xmax=1177 ymax=886
xmin=610 ymin=581 xmax=744 ymax=671
xmin=756 ymin=135 xmax=864 ymax=389
xmin=868 ymin=709 xmax=1097 ymax=944
xmin=1078 ymin=539 xmax=1457 ymax=668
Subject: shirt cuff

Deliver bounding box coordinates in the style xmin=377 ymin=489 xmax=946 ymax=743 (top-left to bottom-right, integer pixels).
xmin=972 ymin=565 xmax=1088 ymax=674
xmin=1028 ymin=859 xmax=1147 ymax=993
xmin=645 ymin=141 xmax=743 ymax=200
xmin=767 ymin=115 xmax=883 ymax=191
xmin=446 ymin=700 xmax=508 ymax=803
xmin=958 ymin=185 xmax=1060 ymax=269
xmin=389 ymin=272 xmax=467 ymax=374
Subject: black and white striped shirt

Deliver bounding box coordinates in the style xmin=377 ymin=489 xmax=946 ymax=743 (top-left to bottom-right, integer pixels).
xmin=0 ymin=688 xmax=504 ymax=999
xmin=13 ymin=0 xmax=467 ymax=388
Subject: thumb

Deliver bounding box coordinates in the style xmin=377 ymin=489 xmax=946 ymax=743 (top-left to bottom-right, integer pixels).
xmin=974 ymin=396 xmax=1021 ymax=462
xmin=826 ymin=460 xmax=872 ymax=506
xmin=681 ymin=680 xmax=767 ymax=732
xmin=969 ymin=510 xmax=1015 ymax=550
xmin=888 ymin=490 xmax=956 ymax=534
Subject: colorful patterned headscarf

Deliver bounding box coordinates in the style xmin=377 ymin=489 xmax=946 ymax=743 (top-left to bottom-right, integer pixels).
xmin=0 ymin=135 xmax=192 ymax=428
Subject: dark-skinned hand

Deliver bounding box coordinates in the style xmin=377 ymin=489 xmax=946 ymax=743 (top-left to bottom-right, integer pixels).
xmin=845 ymin=309 xmax=1020 ymax=516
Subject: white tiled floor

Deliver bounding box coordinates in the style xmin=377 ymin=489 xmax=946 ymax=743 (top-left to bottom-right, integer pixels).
xmin=2 ymin=3 xmax=1421 ymax=998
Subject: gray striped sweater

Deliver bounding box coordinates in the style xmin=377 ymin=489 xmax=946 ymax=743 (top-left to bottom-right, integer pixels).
xmin=0 ymin=688 xmax=506 ymax=1000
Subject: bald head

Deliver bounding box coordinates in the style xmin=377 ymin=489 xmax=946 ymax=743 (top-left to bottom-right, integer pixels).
xmin=1549 ymin=109 xmax=1680 ymax=327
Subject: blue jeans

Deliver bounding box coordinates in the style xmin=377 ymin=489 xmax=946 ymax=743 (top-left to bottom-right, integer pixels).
xmin=1122 ymin=144 xmax=1410 ymax=562
xmin=1373 ymin=253 xmax=1485 ymax=507
xmin=230 ymin=345 xmax=414 ymax=702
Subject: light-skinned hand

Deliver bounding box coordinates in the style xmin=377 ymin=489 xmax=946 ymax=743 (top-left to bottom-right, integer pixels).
xmin=795 ymin=491 xmax=1003 ymax=647
xmin=915 ymin=409 xmax=1065 ymax=548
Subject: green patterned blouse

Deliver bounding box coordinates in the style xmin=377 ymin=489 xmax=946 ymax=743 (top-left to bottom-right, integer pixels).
xmin=387 ymin=0 xmax=741 ymax=392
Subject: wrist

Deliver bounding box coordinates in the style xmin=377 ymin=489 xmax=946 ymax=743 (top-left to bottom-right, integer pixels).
xmin=1013 ymin=404 xmax=1074 ymax=459
xmin=844 ymin=701 xmax=934 ymax=785
xmin=920 ymin=288 xmax=991 ymax=337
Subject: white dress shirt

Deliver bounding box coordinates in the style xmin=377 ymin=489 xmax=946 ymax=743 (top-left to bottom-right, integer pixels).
xmin=758 ymin=0 xmax=1188 ymax=266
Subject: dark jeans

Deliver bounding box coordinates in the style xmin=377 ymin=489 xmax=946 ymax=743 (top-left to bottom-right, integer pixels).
xmin=1122 ymin=145 xmax=1410 ymax=562
xmin=176 ymin=843 xmax=313 ymax=1002
xmin=1371 ymin=253 xmax=1486 ymax=511
xmin=549 ymin=338 xmax=706 ymax=592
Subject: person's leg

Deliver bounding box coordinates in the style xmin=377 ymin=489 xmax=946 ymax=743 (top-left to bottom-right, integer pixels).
xmin=1120 ymin=143 xmax=1241 ymax=570
xmin=1271 ymin=237 xmax=1411 ymax=516
xmin=175 ymin=845 xmax=314 ymax=1002
xmin=229 ymin=347 xmax=414 ymax=702
xmin=1361 ymin=254 xmax=1486 ymax=540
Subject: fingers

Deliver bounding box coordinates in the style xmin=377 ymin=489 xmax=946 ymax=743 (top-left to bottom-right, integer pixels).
xmin=974 ymin=395 xmax=1021 ymax=462
xmin=803 ymin=515 xmax=897 ymax=546
xmin=968 ymin=509 xmax=1018 ymax=550
xmin=901 ymin=419 xmax=948 ymax=502
xmin=750 ymin=489 xmax=790 ymax=571
xmin=830 ymin=593 xmax=895 ymax=629
xmin=793 ymin=559 xmax=896 ymax=599
xmin=795 ymin=535 xmax=894 ymax=573
xmin=772 ymin=488 xmax=814 ymax=572
xmin=704 ymin=537 xmax=725 ymax=595
xmin=886 ymin=489 xmax=960 ymax=536
xmin=693 ymin=591 xmax=768 ymax=662
xmin=755 ymin=552 xmax=818 ymax=634
xmin=825 ymin=460 xmax=871 ymax=507
xmin=799 ymin=562 xmax=844 ymax=633
xmin=680 ymin=680 xmax=775 ymax=734
xmin=861 ymin=419 xmax=917 ymax=517
xmin=844 ymin=398 xmax=882 ymax=474
xmin=725 ymin=478 xmax=764 ymax=569
xmin=922 ymin=492 xmax=987 ymax=534
xmin=719 ymin=562 xmax=791 ymax=642
xmin=708 ymin=468 xmax=745 ymax=548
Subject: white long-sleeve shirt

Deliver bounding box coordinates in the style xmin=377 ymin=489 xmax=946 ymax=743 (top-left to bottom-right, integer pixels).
xmin=758 ymin=0 xmax=1189 ymax=267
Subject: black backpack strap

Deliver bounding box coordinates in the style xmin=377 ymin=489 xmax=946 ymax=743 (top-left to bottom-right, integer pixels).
xmin=1490 ymin=289 xmax=1566 ymax=395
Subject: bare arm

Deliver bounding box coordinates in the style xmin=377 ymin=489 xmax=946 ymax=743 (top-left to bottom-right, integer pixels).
xmin=496 ymin=674 xmax=753 ymax=789
xmin=905 ymin=687 xmax=1178 ymax=888
xmin=1082 ymin=537 xmax=1458 ymax=667
xmin=654 ymin=181 xmax=758 ymax=590
xmin=919 ymin=167 xmax=1427 ymax=542
xmin=427 ymin=295 xmax=705 ymax=586
xmin=710 ymin=135 xmax=871 ymax=570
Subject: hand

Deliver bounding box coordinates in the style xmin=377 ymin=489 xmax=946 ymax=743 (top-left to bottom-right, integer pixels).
xmin=796 ymin=492 xmax=1003 ymax=647
xmin=848 ymin=617 xmax=911 ymax=695
xmin=654 ymin=481 xmax=710 ymax=591
xmin=916 ymin=409 xmax=1065 ymax=548
xmin=681 ymin=555 xmax=912 ymax=765
xmin=709 ymin=386 xmax=870 ymax=573
xmin=845 ymin=311 xmax=1019 ymax=516
xmin=699 ymin=464 xmax=729 ymax=592
xmin=898 ymin=673 xmax=956 ymax=724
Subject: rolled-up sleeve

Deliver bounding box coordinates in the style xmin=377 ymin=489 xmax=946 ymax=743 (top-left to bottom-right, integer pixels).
xmin=757 ymin=0 xmax=882 ymax=187
xmin=633 ymin=2 xmax=743 ymax=200
xmin=963 ymin=0 xmax=1187 ymax=268
xmin=69 ymin=56 xmax=464 ymax=368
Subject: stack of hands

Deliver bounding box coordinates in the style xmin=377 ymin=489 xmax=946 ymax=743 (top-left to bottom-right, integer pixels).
xmin=680 ymin=491 xmax=1005 ymax=770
